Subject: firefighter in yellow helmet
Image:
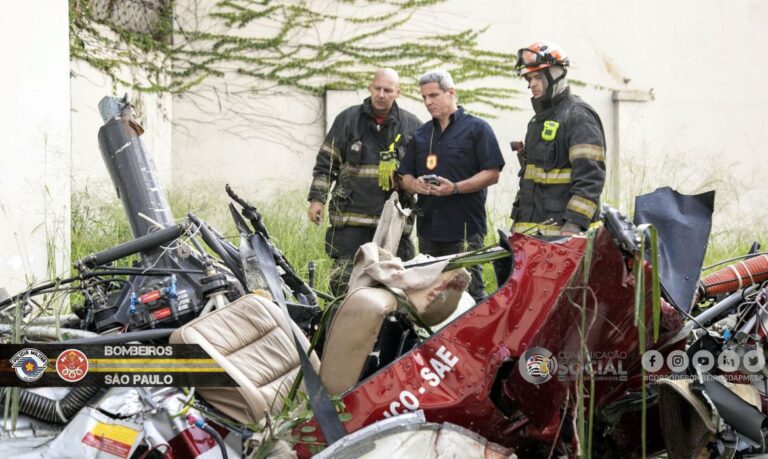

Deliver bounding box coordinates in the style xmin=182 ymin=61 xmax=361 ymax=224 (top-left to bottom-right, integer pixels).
xmin=511 ymin=41 xmax=606 ymax=236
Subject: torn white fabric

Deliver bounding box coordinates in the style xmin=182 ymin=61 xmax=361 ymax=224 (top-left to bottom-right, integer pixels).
xmin=348 ymin=243 xmax=449 ymax=292
xmin=372 ymin=191 xmax=411 ymax=255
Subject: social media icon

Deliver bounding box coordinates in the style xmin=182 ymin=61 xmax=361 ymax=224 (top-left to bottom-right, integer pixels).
xmin=742 ymin=348 xmax=765 ymax=373
xmin=667 ymin=350 xmax=689 ymax=373
xmin=717 ymin=349 xmax=740 ymax=372
xmin=691 ymin=350 xmax=715 ymax=373
xmin=641 ymin=350 xmax=664 ymax=373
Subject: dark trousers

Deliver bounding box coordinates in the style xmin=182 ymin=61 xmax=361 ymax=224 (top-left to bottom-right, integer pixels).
xmin=417 ymin=233 xmax=486 ymax=301
xmin=325 ymin=226 xmax=415 ymax=297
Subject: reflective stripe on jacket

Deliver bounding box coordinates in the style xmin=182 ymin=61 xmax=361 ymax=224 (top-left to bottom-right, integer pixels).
xmin=511 ymin=88 xmax=606 ymax=230
xmin=308 ymin=98 xmax=421 ymax=229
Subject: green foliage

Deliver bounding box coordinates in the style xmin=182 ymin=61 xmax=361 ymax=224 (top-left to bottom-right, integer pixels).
xmin=71 ymin=185 xmax=511 ymax=296
xmin=250 ymin=191 xmax=333 ymax=292
xmin=616 ymin=151 xmax=767 ymax=273
xmin=69 ymin=0 xmax=519 ymax=112
xmin=481 ymin=211 xmax=512 ymax=292
xmin=702 ymin=233 xmax=768 ymax=275
xmin=73 ymin=182 xmax=766 ymax=310
xmin=71 ymin=185 xmax=332 ymax=289
xmin=71 ymin=187 xmax=136 ymax=265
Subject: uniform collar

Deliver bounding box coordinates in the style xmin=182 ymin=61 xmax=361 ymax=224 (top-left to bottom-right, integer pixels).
xmin=531 ymin=87 xmax=570 ymax=114
xmin=363 ymin=97 xmax=400 ymax=124
xmin=431 ymin=106 xmax=464 ymax=131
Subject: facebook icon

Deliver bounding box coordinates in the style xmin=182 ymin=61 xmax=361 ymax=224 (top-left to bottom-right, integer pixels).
xmin=641 ymin=350 xmax=664 ymax=373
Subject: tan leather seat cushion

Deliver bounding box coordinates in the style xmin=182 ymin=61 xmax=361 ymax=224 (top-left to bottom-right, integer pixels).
xmin=404 ymin=268 xmax=470 ymax=326
xmin=320 ymin=288 xmax=398 ymax=396
xmin=170 ymin=294 xmax=319 ymax=425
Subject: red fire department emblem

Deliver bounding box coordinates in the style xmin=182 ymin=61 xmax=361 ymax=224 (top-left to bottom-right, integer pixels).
xmin=56 ymin=349 xmax=89 ymax=383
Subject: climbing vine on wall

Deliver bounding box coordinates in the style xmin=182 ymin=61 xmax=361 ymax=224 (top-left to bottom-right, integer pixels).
xmin=69 ymin=0 xmax=520 ymax=112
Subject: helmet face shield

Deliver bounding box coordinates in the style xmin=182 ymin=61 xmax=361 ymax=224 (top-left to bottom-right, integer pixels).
xmin=517 ymin=48 xmax=548 ymax=69
xmin=515 ymin=42 xmax=570 ymax=76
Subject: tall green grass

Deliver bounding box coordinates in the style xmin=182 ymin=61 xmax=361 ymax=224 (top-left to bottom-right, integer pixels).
xmin=71 ymin=182 xmax=764 ymax=299
xmin=71 ymin=187 xmax=135 ymax=265
xmin=612 ymin=151 xmax=767 ymax=272
xmin=702 ymin=234 xmax=767 ymax=275
xmin=71 ymin=185 xmax=333 ymax=291
xmin=71 ymin=184 xmax=514 ymax=297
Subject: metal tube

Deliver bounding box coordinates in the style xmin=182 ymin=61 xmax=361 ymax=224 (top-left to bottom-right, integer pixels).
xmin=97 ymin=109 xmax=175 ymax=239
xmin=0 ymin=324 xmax=98 ymax=340
xmin=59 ymin=328 xmax=175 ymax=345
xmin=28 ymin=314 xmax=80 ymax=326
xmin=79 ymin=224 xmax=184 ymax=268
xmin=692 ymin=286 xmax=756 ymax=329
xmin=734 ymin=314 xmax=758 ymax=343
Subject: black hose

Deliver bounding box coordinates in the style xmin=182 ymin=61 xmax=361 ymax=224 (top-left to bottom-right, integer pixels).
xmin=1 ymin=386 xmax=100 ymax=424
xmin=201 ymin=424 xmax=229 ymax=459
xmin=0 ymin=269 xmax=200 ymax=309
xmin=700 ymin=373 xmax=768 ymax=444
xmin=0 ymin=276 xmax=82 ymax=308
xmin=313 ymin=289 xmax=335 ymax=302
xmin=79 ymin=224 xmax=185 ymax=268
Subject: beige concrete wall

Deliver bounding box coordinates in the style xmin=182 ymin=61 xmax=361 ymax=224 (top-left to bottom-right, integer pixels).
xmin=1 ymin=0 xmax=762 ymax=290
xmin=172 ymin=80 xmax=325 ymax=199
xmin=170 ymin=0 xmax=327 ymax=200
xmin=0 ymin=1 xmax=71 ymax=292
xmin=70 ymin=61 xmax=173 ymax=195
xmin=174 ymin=0 xmax=767 ymax=236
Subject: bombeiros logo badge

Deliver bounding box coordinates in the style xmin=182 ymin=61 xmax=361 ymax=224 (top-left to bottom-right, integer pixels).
xmin=56 ymin=349 xmax=89 ymax=383
xmin=10 ymin=348 xmax=49 ymax=382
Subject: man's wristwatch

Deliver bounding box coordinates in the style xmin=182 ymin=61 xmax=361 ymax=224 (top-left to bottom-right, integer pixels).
xmin=452 ymin=182 xmax=460 ymax=195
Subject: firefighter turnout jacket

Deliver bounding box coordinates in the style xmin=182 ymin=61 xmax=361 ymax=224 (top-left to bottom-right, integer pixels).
xmin=308 ymin=98 xmax=421 ymax=230
xmin=512 ymin=88 xmax=606 ymax=235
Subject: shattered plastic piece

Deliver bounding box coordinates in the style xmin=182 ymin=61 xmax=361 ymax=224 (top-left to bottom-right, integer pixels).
xmin=315 ymin=411 xmax=515 ymax=459
xmin=723 ymin=329 xmax=732 ymax=342
xmin=45 ymin=407 xmax=144 ymax=459
xmin=634 ymin=187 xmax=715 ymax=312
xmin=96 ymin=388 xmax=145 ymax=418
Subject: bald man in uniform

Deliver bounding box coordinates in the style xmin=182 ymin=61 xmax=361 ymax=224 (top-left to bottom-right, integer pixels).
xmin=307 ymin=69 xmax=422 ymax=296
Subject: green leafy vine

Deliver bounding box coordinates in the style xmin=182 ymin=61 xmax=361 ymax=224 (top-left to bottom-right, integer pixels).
xmin=69 ymin=0 xmax=520 ymax=113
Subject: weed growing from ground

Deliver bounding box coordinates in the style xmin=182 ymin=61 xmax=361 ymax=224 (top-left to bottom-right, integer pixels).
xmin=71 ymin=182 xmax=763 ymax=299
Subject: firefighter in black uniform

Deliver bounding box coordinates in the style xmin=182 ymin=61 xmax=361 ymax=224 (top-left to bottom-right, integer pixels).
xmin=511 ymin=41 xmax=606 ymax=236
xmin=308 ymin=69 xmax=421 ymax=296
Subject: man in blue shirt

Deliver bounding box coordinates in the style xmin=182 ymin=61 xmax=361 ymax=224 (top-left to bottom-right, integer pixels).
xmin=398 ymin=70 xmax=505 ymax=301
